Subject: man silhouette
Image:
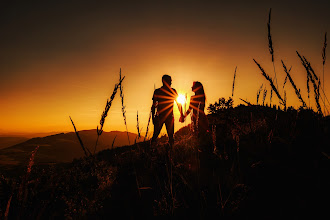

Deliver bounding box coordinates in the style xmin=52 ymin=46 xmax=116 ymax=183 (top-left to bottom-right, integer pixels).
xmin=151 ymin=75 xmax=183 ymax=146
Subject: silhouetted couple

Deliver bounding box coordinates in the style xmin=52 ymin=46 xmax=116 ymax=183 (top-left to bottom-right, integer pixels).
xmin=151 ymin=75 xmax=209 ymax=148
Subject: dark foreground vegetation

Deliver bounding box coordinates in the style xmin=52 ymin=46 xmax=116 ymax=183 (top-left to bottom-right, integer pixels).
xmin=0 ymin=105 xmax=329 ymax=219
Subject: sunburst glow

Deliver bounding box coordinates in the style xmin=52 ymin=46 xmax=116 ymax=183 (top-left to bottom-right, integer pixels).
xmin=177 ymin=93 xmax=186 ymax=105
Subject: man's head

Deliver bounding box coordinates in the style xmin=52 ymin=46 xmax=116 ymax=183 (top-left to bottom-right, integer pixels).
xmin=162 ymin=75 xmax=172 ymax=87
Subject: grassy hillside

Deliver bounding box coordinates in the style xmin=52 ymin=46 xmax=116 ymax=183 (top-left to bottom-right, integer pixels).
xmin=0 ymin=106 xmax=329 ymax=219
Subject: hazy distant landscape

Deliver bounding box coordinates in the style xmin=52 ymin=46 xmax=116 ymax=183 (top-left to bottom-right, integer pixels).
xmin=0 ymin=130 xmax=142 ymax=172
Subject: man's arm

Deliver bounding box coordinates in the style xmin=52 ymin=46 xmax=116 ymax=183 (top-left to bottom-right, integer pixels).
xmin=184 ymin=96 xmax=193 ymax=117
xmin=177 ymin=101 xmax=183 ymax=117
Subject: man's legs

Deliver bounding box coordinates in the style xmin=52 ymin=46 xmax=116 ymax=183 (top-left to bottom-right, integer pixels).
xmin=164 ymin=116 xmax=174 ymax=146
xmin=151 ymin=117 xmax=164 ymax=145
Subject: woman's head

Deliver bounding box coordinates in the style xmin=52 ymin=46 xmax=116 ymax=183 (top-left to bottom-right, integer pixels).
xmin=192 ymin=81 xmax=204 ymax=95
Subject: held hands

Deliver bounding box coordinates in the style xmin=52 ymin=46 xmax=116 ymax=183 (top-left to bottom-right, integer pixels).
xmin=179 ymin=115 xmax=185 ymax=123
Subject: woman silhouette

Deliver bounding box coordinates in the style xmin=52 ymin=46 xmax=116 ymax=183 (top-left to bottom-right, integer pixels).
xmin=181 ymin=81 xmax=209 ymax=137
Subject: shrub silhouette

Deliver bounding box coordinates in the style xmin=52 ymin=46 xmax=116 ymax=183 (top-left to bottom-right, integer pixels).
xmin=207 ymin=97 xmax=233 ymax=114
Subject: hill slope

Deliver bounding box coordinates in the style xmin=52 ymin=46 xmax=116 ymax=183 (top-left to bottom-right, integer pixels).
xmin=0 ymin=137 xmax=29 ymax=149
xmin=0 ymin=130 xmax=143 ymax=166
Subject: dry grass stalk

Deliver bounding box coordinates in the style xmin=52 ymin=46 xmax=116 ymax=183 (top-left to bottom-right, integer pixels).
xmin=283 ymin=75 xmax=288 ymax=89
xmin=97 ymin=76 xmax=125 ymax=136
xmin=282 ymin=66 xmax=292 ymax=90
xmin=232 ymin=66 xmax=237 ymax=97
xmin=262 ymin=88 xmax=267 ymax=106
xmin=4 ymin=195 xmax=12 ymax=220
xmin=322 ymin=32 xmax=327 ymax=111
xmin=18 ymin=145 xmax=40 ymax=203
xmin=307 ymin=73 xmax=311 ymax=108
xmin=270 ymin=89 xmax=273 ymax=106
xmin=281 ymin=60 xmax=307 ymax=108
xmin=136 ymin=111 xmax=141 ymax=139
xmin=144 ymin=108 xmax=152 ymax=142
xmin=299 ymin=53 xmax=319 ymax=82
xmin=297 ymin=51 xmax=322 ymax=114
xmin=111 ymin=135 xmax=117 ymax=149
xmin=267 ymin=9 xmax=274 ymax=62
xmin=254 ymin=59 xmax=285 ymax=106
xmin=322 ymin=32 xmax=327 ymax=66
xmin=239 ymin=98 xmax=252 ymax=106
xmin=257 ymin=84 xmax=263 ymax=104
xmin=284 ymin=90 xmax=287 ymax=110
xmin=69 ymin=116 xmax=90 ymax=157
xmin=267 ymin=8 xmax=278 ymax=89
xmin=119 ymin=69 xmax=130 ymax=145
xmin=95 ymin=76 xmax=125 ymax=153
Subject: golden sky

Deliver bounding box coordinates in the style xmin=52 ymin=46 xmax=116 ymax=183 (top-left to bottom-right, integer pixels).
xmin=0 ymin=1 xmax=329 ymax=136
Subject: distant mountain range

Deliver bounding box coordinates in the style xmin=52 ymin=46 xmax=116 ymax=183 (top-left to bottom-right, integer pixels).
xmin=0 ymin=130 xmax=143 ymax=167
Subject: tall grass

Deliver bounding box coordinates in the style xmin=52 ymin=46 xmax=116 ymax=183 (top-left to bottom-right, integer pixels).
xmin=254 ymin=59 xmax=285 ymax=107
xmin=95 ymin=75 xmax=125 ymax=153
xmin=262 ymin=88 xmax=267 ymax=106
xmin=257 ymin=84 xmax=263 ymax=105
xmin=232 ymin=66 xmax=237 ymax=97
xmin=119 ymin=68 xmax=130 ymax=145
xmin=307 ymin=72 xmax=311 ymax=108
xmin=111 ymin=135 xmax=117 ymax=149
xmin=267 ymin=8 xmax=278 ymax=89
xmin=239 ymin=98 xmax=252 ymax=106
xmin=136 ymin=111 xmax=141 ymax=139
xmin=322 ymin=32 xmax=327 ymax=84
xmin=296 ymin=51 xmax=322 ymax=114
xmin=144 ymin=108 xmax=152 ymax=142
xmin=281 ymin=60 xmax=307 ymax=108
xmin=69 ymin=116 xmax=91 ymax=157
xmin=322 ymin=32 xmax=327 ymax=111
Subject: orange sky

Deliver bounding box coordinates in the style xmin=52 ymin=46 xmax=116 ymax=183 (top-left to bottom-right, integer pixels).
xmin=1 ymin=1 xmax=329 ymax=136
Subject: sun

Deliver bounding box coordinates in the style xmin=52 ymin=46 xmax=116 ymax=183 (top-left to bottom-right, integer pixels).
xmin=177 ymin=93 xmax=186 ymax=105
